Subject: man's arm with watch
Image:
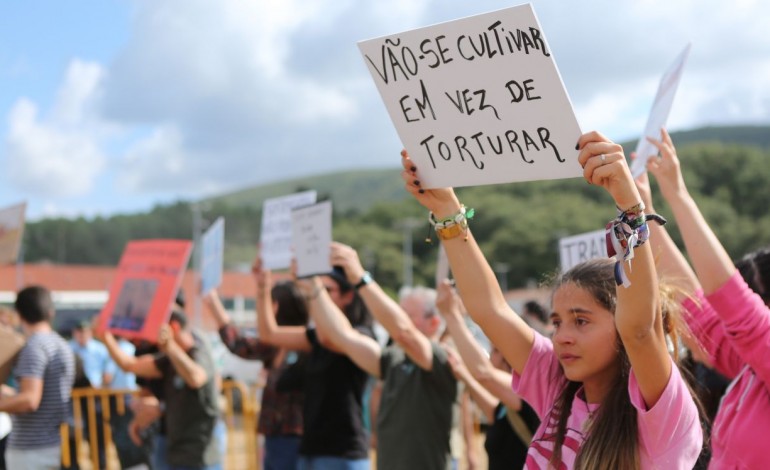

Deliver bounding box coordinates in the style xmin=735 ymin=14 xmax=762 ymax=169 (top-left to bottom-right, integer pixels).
xmin=330 ymin=242 xmax=435 ymax=371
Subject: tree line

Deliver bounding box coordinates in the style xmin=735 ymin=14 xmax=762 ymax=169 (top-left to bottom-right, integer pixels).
xmin=21 ymin=142 xmax=770 ymax=292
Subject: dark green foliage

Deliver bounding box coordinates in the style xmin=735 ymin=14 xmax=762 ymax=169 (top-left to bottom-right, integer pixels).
xmin=20 ymin=126 xmax=770 ymax=292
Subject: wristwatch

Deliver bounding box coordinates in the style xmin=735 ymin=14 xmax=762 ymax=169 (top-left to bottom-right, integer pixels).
xmin=355 ymin=271 xmax=373 ymax=290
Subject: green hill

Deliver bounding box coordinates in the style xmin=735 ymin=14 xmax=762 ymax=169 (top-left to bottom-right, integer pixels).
xmin=208 ymin=125 xmax=770 ymax=214
xmin=21 ymin=124 xmax=770 ymax=290
xmin=206 ymin=168 xmax=406 ymax=214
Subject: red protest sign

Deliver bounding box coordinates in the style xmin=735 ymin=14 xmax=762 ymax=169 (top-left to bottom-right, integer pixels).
xmin=96 ymin=239 xmax=192 ymax=342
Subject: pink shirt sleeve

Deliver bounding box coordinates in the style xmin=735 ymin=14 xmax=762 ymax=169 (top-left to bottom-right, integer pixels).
xmin=681 ymin=290 xmax=744 ymax=379
xmin=706 ymin=271 xmax=770 ymax=387
xmin=511 ymin=332 xmax=565 ymax=419
xmin=628 ymin=360 xmax=703 ymax=466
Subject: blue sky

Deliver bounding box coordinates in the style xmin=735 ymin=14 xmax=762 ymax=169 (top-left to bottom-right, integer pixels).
xmin=1 ymin=0 xmax=769 ymax=220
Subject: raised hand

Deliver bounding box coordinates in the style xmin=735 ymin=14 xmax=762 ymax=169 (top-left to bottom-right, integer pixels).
xmin=436 ymin=279 xmax=463 ymax=319
xmin=400 ymin=149 xmax=461 ymax=218
xmin=252 ymin=256 xmax=272 ymax=293
xmin=330 ymin=242 xmax=366 ymax=285
xmin=577 ymin=131 xmax=641 ymax=210
xmin=646 ymin=128 xmax=688 ymax=202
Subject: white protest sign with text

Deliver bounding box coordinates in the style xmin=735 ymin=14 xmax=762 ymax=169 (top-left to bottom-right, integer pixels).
xmin=291 ymin=201 xmax=333 ymax=278
xmin=260 ymin=190 xmax=318 ymax=269
xmin=630 ymin=44 xmax=691 ymax=178
xmin=359 ymin=3 xmax=582 ymax=189
xmin=559 ymin=229 xmax=607 ymax=273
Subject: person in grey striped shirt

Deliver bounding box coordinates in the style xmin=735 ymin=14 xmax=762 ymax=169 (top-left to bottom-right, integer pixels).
xmin=2 ymin=286 xmax=75 ymax=469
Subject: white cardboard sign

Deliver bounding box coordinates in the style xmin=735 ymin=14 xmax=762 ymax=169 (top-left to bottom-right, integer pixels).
xmin=200 ymin=217 xmax=225 ymax=295
xmin=559 ymin=229 xmax=607 ymax=273
xmin=630 ymin=44 xmax=691 ymax=178
xmin=435 ymin=245 xmax=451 ymax=287
xmin=260 ymin=190 xmax=318 ymax=269
xmin=291 ymin=201 xmax=333 ymax=278
xmin=359 ymin=3 xmax=582 ymax=189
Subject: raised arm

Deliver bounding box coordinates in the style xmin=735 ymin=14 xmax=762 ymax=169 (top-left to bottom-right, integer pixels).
xmin=634 ymin=155 xmax=700 ymax=298
xmin=205 ymin=289 xmax=276 ymax=361
xmin=157 ymin=325 xmax=208 ymax=389
xmin=635 ymin=133 xmax=742 ymax=377
xmin=645 ymin=129 xmax=735 ymax=294
xmin=298 ymin=275 xmax=382 ymax=377
xmin=102 ymin=331 xmax=162 ymax=379
xmin=443 ymin=345 xmax=498 ymax=423
xmin=578 ymin=131 xmax=670 ymax=408
xmin=400 ymin=150 xmax=534 ymax=374
xmin=647 ymin=128 xmax=770 ymax=384
xmin=436 ymin=280 xmax=522 ymax=413
xmin=330 ymin=242 xmax=433 ymax=370
xmin=253 ymin=260 xmax=311 ymax=352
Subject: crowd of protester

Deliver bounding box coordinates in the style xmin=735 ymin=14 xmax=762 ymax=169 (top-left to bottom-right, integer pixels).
xmin=0 ymin=128 xmax=767 ymax=469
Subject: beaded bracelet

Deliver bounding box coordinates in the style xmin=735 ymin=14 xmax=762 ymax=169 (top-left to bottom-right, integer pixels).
xmin=606 ymin=202 xmax=667 ymax=287
xmin=426 ymin=205 xmax=475 ymax=243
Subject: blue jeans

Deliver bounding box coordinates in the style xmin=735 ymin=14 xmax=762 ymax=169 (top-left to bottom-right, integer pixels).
xmin=296 ymin=456 xmax=369 ymax=470
xmin=264 ymin=435 xmax=301 ymax=470
xmin=152 ymin=434 xmax=169 ymax=470
xmin=168 ymin=465 xmax=222 ymax=470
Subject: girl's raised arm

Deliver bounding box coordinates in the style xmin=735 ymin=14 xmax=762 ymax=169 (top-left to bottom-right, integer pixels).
xmin=578 ymin=131 xmax=670 ymax=408
xmin=400 ymin=150 xmax=534 ymax=374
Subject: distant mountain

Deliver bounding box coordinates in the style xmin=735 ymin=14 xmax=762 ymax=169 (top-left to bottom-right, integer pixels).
xmin=207 ymin=125 xmax=770 ymax=213
xmin=206 ymin=167 xmax=405 ymax=214
xmin=620 ymin=125 xmax=770 ymax=154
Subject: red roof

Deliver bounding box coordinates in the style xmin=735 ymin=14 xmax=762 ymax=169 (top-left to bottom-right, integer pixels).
xmin=0 ymin=262 xmax=291 ymax=302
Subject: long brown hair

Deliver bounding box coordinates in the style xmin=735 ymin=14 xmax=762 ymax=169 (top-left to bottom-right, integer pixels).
xmin=548 ymin=259 xmax=700 ymax=469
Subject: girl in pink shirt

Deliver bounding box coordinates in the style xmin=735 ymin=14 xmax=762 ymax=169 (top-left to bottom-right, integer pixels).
xmin=401 ymin=130 xmax=703 ymax=469
xmin=640 ymin=129 xmax=770 ymax=469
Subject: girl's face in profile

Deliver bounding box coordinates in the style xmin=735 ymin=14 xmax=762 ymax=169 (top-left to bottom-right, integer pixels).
xmin=550 ymin=283 xmax=620 ymax=391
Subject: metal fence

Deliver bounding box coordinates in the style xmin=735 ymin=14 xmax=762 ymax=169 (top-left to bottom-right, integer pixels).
xmin=60 ymin=380 xmax=261 ymax=469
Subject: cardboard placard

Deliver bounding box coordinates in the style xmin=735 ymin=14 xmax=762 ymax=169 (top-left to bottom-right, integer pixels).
xmin=435 ymin=245 xmax=451 ymax=287
xmin=559 ymin=229 xmax=608 ymax=273
xmin=0 ymin=327 xmax=25 ymax=385
xmin=291 ymin=201 xmax=333 ymax=278
xmin=260 ymin=191 xmax=318 ymax=269
xmin=359 ymin=3 xmax=582 ymax=189
xmin=630 ymin=44 xmax=691 ymax=178
xmin=97 ymin=240 xmax=192 ymax=342
xmin=200 ymin=217 xmax=225 ymax=295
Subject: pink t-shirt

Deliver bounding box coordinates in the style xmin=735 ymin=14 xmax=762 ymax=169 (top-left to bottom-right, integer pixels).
xmin=512 ymin=332 xmax=702 ymax=469
xmin=682 ymin=272 xmax=770 ymax=469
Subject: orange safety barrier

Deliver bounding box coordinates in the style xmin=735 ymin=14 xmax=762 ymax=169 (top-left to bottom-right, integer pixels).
xmin=222 ymin=379 xmax=261 ymax=470
xmin=60 ymin=388 xmax=138 ymax=469
xmin=60 ymin=381 xmax=262 ymax=470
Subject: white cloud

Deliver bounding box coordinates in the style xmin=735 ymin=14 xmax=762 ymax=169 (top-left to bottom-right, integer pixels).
xmin=3 ymin=60 xmax=107 ymax=198
xmin=4 ymin=0 xmax=770 ymax=213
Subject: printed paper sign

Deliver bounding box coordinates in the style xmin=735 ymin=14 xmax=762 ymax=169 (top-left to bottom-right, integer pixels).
xmin=0 ymin=202 xmax=26 ymax=265
xmin=630 ymin=44 xmax=691 ymax=178
xmin=261 ymin=191 xmax=318 ymax=269
xmin=97 ymin=239 xmax=192 ymax=342
xmin=559 ymin=229 xmax=607 ymax=273
xmin=200 ymin=217 xmax=225 ymax=295
xmin=359 ymin=3 xmax=582 ymax=189
xmin=291 ymin=201 xmax=332 ymax=278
